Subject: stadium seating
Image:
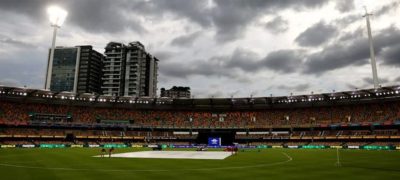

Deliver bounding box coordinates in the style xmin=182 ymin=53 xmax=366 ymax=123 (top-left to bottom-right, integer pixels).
xmin=1 ymin=101 xmax=400 ymax=127
xmin=1 ymin=87 xmax=400 ymax=146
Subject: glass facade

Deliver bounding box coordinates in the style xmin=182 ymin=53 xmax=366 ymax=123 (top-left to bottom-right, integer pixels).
xmin=50 ymin=48 xmax=78 ymax=92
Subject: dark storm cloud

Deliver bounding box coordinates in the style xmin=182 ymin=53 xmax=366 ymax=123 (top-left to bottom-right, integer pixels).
xmin=0 ymin=0 xmax=49 ymax=18
xmin=141 ymin=0 xmax=212 ymax=27
xmin=159 ymin=50 xmax=259 ymax=82
xmin=303 ymin=40 xmax=369 ymax=74
xmin=375 ymin=1 xmax=400 ymax=17
xmin=159 ymin=49 xmax=254 ymax=79
xmin=63 ymin=0 xmax=146 ymax=34
xmin=295 ymin=21 xmax=338 ymax=47
xmin=261 ymin=50 xmax=305 ymax=73
xmin=0 ymin=0 xmax=207 ymax=36
xmin=152 ymin=51 xmax=177 ymax=61
xmin=223 ymin=49 xmax=305 ymax=74
xmin=334 ymin=14 xmax=360 ymax=27
xmin=335 ymin=0 xmax=355 ymax=13
xmin=382 ymin=44 xmax=400 ymax=66
xmin=0 ymin=0 xmax=330 ymax=42
xmin=303 ymin=26 xmax=400 ymax=74
xmin=159 ymin=59 xmax=228 ymax=79
xmin=160 ymin=48 xmax=305 ymax=80
xmin=225 ymin=48 xmax=260 ymax=71
xmin=170 ymin=31 xmax=202 ymax=47
xmin=0 ymin=0 xmax=146 ymax=34
xmin=332 ymin=1 xmax=398 ymax=28
xmin=222 ymin=48 xmax=304 ymax=74
xmin=338 ymin=28 xmax=363 ymax=42
xmin=0 ymin=36 xmax=37 ymax=48
xmin=159 ymin=62 xmax=194 ymax=78
xmin=332 ymin=1 xmax=399 ymax=28
xmin=265 ymin=16 xmax=289 ymax=34
xmin=371 ymin=26 xmax=400 ymax=67
xmin=210 ymin=0 xmax=330 ymax=42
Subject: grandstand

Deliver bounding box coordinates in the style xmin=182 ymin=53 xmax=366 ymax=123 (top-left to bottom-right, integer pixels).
xmin=1 ymin=85 xmax=400 ymax=148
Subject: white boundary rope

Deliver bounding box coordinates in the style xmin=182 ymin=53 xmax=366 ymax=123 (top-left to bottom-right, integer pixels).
xmin=0 ymin=152 xmax=292 ymax=172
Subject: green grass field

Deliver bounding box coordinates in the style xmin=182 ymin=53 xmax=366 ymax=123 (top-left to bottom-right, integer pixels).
xmin=0 ymin=148 xmax=399 ymax=179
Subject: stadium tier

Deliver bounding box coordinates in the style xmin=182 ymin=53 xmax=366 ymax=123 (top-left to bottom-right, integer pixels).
xmin=1 ymin=85 xmax=400 ymax=147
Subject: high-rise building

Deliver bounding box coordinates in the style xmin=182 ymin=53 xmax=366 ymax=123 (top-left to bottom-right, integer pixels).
xmin=102 ymin=41 xmax=158 ymax=97
xmin=45 ymin=45 xmax=104 ymax=94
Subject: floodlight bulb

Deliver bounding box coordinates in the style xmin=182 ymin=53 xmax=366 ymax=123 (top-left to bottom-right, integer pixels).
xmin=47 ymin=6 xmax=68 ymax=27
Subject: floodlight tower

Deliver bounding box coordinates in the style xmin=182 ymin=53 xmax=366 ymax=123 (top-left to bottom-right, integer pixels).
xmin=45 ymin=6 xmax=68 ymax=90
xmin=363 ymin=6 xmax=379 ymax=89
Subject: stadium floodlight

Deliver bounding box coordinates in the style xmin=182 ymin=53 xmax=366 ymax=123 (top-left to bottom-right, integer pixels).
xmin=44 ymin=6 xmax=68 ymax=90
xmin=47 ymin=6 xmax=68 ymax=27
xmin=362 ymin=6 xmax=379 ymax=89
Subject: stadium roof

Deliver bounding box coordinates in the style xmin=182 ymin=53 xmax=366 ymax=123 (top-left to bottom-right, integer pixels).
xmin=1 ymin=85 xmax=400 ymax=108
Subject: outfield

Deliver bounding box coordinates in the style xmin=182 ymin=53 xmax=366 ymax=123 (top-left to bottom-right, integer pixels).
xmin=0 ymin=148 xmax=399 ymax=179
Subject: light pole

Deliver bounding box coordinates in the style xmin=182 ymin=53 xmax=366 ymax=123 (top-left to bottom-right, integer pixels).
xmin=44 ymin=6 xmax=68 ymax=90
xmin=363 ymin=6 xmax=379 ymax=89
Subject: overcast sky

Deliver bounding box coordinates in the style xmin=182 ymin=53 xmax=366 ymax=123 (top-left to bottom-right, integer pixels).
xmin=0 ymin=0 xmax=399 ymax=98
